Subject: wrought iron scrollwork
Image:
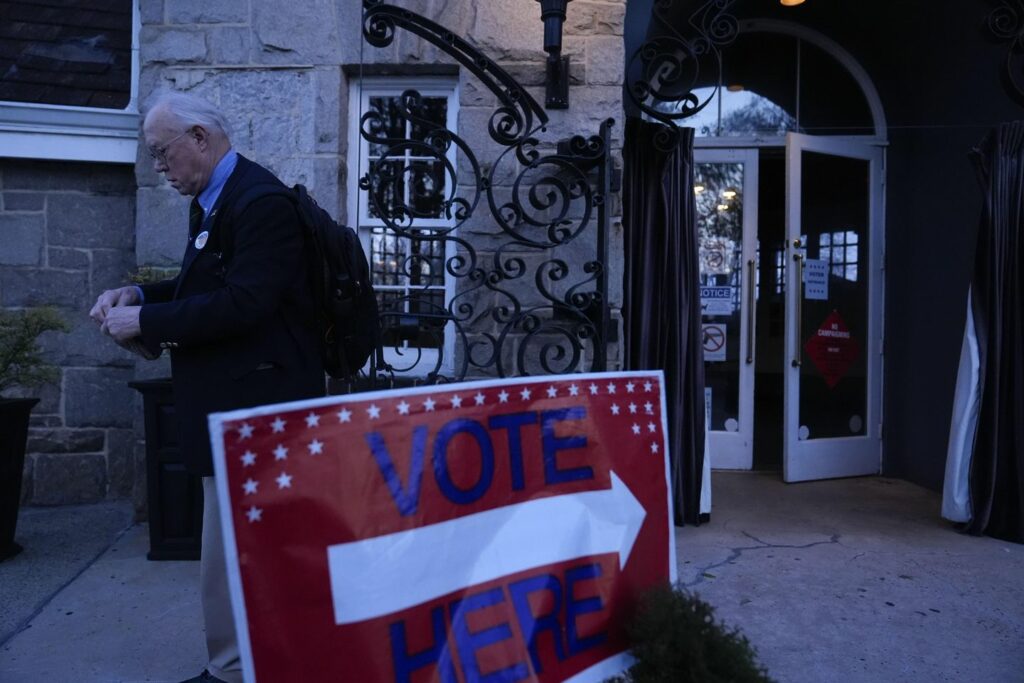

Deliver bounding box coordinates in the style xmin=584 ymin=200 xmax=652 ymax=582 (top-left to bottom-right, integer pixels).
xmin=624 ymin=0 xmax=738 ymax=150
xmin=987 ymin=0 xmax=1024 ymax=106
xmin=359 ymin=2 xmax=612 ymax=385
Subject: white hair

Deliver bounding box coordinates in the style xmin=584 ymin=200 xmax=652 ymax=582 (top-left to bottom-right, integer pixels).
xmin=145 ymin=90 xmax=233 ymax=140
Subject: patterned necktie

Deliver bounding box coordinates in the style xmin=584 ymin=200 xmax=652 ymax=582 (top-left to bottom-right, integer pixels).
xmin=189 ymin=198 xmax=204 ymax=240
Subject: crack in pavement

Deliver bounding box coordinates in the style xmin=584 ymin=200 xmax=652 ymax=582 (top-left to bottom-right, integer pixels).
xmin=683 ymin=531 xmax=842 ymax=589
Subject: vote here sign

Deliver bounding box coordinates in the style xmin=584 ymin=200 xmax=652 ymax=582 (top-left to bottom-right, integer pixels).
xmin=208 ymin=371 xmax=676 ymax=683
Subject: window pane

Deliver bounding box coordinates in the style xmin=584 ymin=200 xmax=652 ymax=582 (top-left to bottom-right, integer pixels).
xmin=367 ymin=159 xmax=405 ymax=220
xmin=408 ymin=160 xmax=446 ymax=218
xmin=0 ymin=1 xmax=133 ymax=109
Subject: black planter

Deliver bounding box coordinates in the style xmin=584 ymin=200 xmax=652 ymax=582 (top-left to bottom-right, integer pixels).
xmin=0 ymin=397 xmax=39 ymax=562
xmin=129 ymin=379 xmax=203 ymax=561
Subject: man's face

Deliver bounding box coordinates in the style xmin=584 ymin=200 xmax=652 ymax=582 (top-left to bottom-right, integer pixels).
xmin=143 ymin=108 xmax=210 ymax=197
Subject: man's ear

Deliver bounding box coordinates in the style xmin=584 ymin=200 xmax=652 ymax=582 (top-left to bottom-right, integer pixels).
xmin=192 ymin=125 xmax=210 ymax=151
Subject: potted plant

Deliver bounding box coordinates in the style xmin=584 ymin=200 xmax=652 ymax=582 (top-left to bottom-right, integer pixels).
xmin=0 ymin=307 xmax=68 ymax=561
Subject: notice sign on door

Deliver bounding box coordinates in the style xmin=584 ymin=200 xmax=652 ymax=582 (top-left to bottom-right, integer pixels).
xmin=804 ymin=310 xmax=861 ymax=388
xmin=803 ymin=259 xmax=829 ymax=300
xmin=702 ymin=323 xmax=727 ymax=362
xmin=209 ymin=372 xmax=676 ymax=683
xmin=700 ymin=286 xmax=734 ymax=316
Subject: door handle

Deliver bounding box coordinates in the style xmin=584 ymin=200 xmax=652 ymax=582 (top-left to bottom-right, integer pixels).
xmin=792 ymin=252 xmax=803 ymax=368
xmin=746 ymin=258 xmax=755 ymax=364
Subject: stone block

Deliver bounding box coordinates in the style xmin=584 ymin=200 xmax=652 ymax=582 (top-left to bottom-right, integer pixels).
xmin=566 ymin=1 xmax=626 ymax=36
xmin=311 ymin=157 xmax=343 ymax=219
xmin=38 ymin=312 xmax=137 ymax=368
xmin=586 ymin=35 xmax=624 ymax=86
xmin=91 ymin=248 xmax=137 ymax=300
xmin=252 ymin=0 xmax=340 ymax=64
xmin=0 ymin=268 xmax=90 ymax=309
xmin=106 ymin=428 xmax=136 ymax=500
xmin=314 ymin=66 xmax=343 ymax=154
xmin=27 ymin=428 xmax=106 ymax=454
xmin=5 ymin=379 xmax=61 ymax=415
xmin=141 ymin=26 xmax=207 ymax=63
xmin=47 ymin=193 xmax=135 ymax=250
xmin=136 ymin=187 xmax=189 ymax=266
xmin=140 ymin=0 xmax=164 ymax=25
xmin=167 ymin=0 xmax=247 ymax=24
xmin=64 ymin=367 xmax=135 ymax=428
xmin=1 ymin=160 xmax=134 ymax=194
xmin=0 ymin=213 xmax=44 ymax=265
xmin=133 ymin=353 xmax=172 ymax=380
xmin=471 ymin=0 xmax=545 ymax=62
xmin=48 ymin=247 xmax=90 ymax=270
xmin=4 ymin=192 xmax=44 ymax=211
xmin=206 ymin=26 xmax=251 ymax=64
xmin=20 ymin=455 xmax=34 ymax=505
xmin=29 ymin=415 xmax=62 ymax=428
xmin=30 ymin=453 xmax=107 ymax=505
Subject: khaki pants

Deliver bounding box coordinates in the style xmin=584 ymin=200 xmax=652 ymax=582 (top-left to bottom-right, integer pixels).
xmin=201 ymin=477 xmax=243 ymax=683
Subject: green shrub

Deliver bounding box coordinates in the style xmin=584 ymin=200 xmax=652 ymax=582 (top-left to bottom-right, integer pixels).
xmin=0 ymin=307 xmax=69 ymax=396
xmin=608 ymin=583 xmax=775 ymax=683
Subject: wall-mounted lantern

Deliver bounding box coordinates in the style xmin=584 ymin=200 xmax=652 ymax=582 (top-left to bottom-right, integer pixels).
xmin=536 ymin=0 xmax=573 ymax=109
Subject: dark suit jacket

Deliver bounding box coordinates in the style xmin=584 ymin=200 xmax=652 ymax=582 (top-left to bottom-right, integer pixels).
xmin=139 ymin=155 xmax=325 ymax=475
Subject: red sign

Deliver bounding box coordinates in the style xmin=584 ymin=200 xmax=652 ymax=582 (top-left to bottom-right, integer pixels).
xmin=804 ymin=310 xmax=861 ymax=388
xmin=209 ymin=372 xmax=676 ymax=683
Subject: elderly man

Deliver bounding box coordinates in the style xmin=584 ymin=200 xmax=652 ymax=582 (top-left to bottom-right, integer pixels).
xmin=91 ymin=92 xmax=325 ymax=683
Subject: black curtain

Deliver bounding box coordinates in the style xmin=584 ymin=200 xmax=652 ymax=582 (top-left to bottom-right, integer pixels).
xmin=622 ymin=118 xmax=706 ymax=526
xmin=966 ymin=122 xmax=1024 ymax=543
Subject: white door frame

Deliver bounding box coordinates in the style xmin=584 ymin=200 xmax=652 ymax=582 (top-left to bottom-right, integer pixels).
xmin=783 ymin=133 xmax=885 ymax=482
xmin=694 ymin=147 xmax=759 ymax=470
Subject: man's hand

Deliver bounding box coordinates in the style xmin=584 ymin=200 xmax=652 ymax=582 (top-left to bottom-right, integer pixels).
xmin=90 ymin=286 xmax=140 ymax=324
xmin=101 ymin=306 xmax=142 ymax=342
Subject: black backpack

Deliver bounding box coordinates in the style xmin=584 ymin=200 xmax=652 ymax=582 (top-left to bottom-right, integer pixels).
xmin=231 ymin=183 xmax=380 ymax=379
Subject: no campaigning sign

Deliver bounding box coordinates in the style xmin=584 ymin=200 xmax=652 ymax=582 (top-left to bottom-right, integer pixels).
xmin=210 ymin=371 xmax=676 ymax=683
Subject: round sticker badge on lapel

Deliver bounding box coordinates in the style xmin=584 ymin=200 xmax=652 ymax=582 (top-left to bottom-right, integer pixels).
xmin=194 ymin=230 xmax=209 ymax=250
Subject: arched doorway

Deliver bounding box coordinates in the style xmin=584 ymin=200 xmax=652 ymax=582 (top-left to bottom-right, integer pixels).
xmin=694 ymin=21 xmax=887 ymax=482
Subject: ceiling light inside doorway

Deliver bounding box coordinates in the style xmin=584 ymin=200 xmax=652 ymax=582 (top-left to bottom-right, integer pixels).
xmin=717 ymin=204 xmax=729 ymax=211
xmin=694 ymin=184 xmax=706 ymax=194
xmin=780 ymin=0 xmax=806 ymax=5
xmin=722 ymin=188 xmax=738 ymax=199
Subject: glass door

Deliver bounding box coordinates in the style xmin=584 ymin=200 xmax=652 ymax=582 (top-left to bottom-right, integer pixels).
xmin=695 ymin=149 xmax=759 ymax=470
xmin=783 ymin=134 xmax=883 ymax=482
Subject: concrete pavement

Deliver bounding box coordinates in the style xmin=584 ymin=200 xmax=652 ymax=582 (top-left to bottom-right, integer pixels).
xmin=1 ymin=473 xmax=1021 ymax=682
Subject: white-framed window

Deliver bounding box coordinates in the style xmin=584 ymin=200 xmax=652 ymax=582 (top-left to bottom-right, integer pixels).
xmin=346 ymin=76 xmax=459 ymax=377
xmin=0 ymin=0 xmax=140 ymax=163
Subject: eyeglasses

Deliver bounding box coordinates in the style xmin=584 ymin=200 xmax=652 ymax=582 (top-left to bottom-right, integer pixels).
xmin=148 ymin=129 xmax=192 ymax=165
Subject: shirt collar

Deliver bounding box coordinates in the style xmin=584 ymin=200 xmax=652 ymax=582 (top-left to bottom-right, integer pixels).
xmin=196 ymin=149 xmax=239 ymax=216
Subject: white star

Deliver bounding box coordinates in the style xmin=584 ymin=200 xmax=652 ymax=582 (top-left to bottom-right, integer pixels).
xmin=273 ymin=444 xmax=288 ymax=461
xmin=242 ymin=478 xmax=258 ymax=495
xmin=474 ymin=392 xmax=486 ymax=406
xmin=611 ymin=403 xmax=621 ymax=415
xmin=643 ymin=381 xmax=653 ymax=392
xmin=451 ymin=395 xmax=463 ymax=408
xmin=520 ymin=387 xmax=532 ymax=400
xmin=498 ymin=390 xmax=509 ymax=403
xmin=606 ymin=382 xmax=617 ymax=394
xmin=546 ymin=386 xmax=558 ymax=398
xmin=397 ymin=401 xmax=410 ymax=415
xmin=240 ymin=451 xmax=256 ymax=467
xmin=568 ymin=384 xmax=579 ymax=396
xmin=238 ymin=422 xmax=254 ymax=440
xmin=276 ymin=472 xmax=293 ymax=489
xmin=644 ymin=401 xmax=654 ymax=414
xmin=338 ymin=408 xmax=352 ymax=423
xmin=308 ymin=439 xmax=323 ymax=455
xmin=589 ymin=384 xmax=599 ymax=395
xmin=424 ymin=397 xmax=436 ymax=412
xmin=648 ymin=422 xmax=656 ymax=433
xmin=271 ymin=417 xmax=286 ymax=433
xmin=626 ymin=382 xmax=636 ymax=393
xmin=650 ymin=442 xmax=660 ymax=454
xmin=367 ymin=404 xmax=381 ymax=419
xmin=628 ymin=402 xmax=638 ymax=414
xmin=246 ymin=506 xmax=262 ymax=523
xmin=305 ymin=412 xmax=320 ymax=428
xmin=632 ymin=423 xmax=641 ymax=435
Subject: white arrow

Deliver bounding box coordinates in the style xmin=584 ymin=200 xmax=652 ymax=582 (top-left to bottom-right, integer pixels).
xmin=327 ymin=471 xmax=646 ymax=625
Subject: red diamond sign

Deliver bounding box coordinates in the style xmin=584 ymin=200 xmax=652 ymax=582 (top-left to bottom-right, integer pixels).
xmin=804 ymin=310 xmax=860 ymax=389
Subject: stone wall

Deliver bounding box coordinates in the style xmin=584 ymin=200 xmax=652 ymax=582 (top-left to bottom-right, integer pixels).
xmin=0 ymin=159 xmax=139 ymax=506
